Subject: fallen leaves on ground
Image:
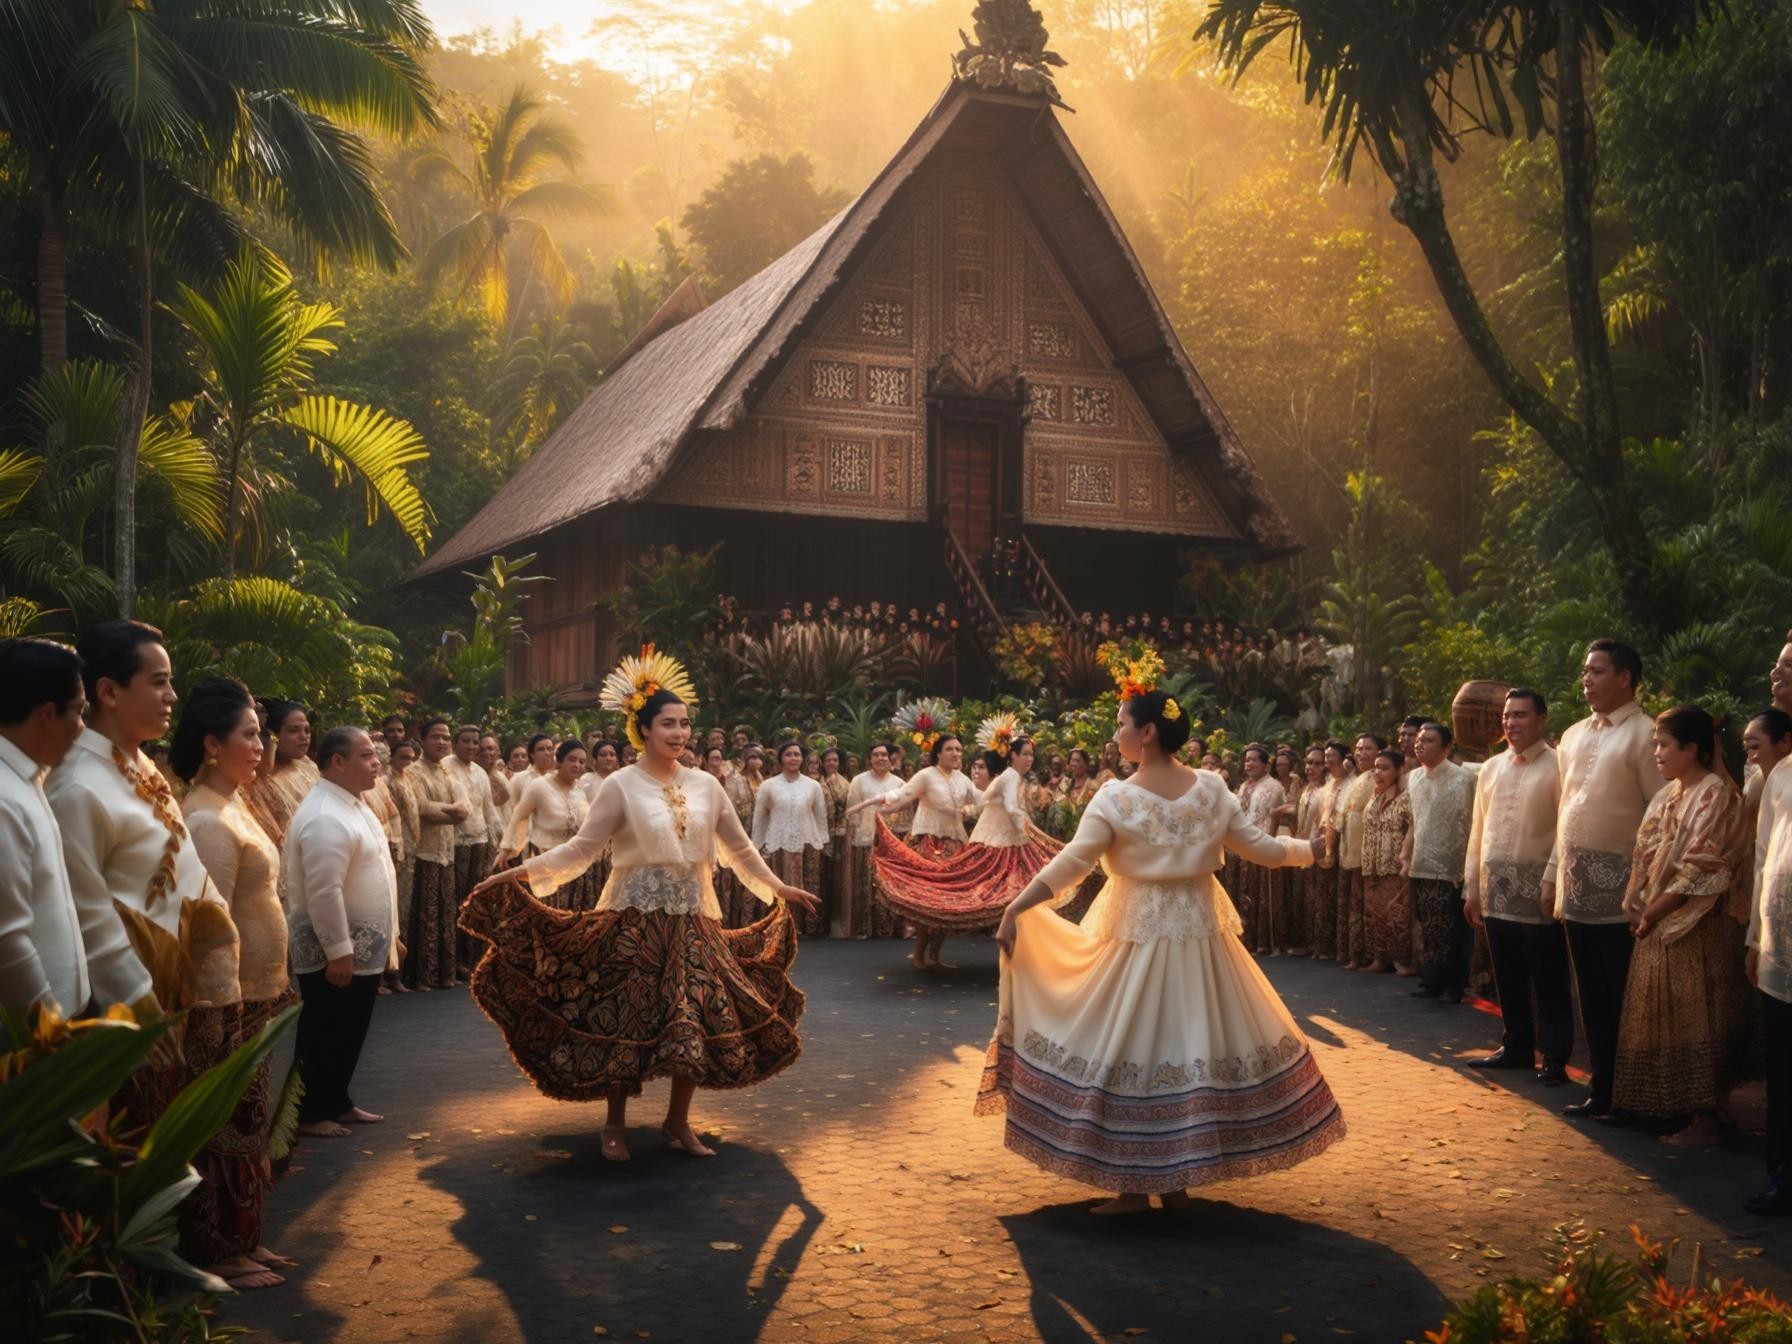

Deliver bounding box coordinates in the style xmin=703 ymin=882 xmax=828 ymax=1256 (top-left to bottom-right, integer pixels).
xmin=709 ymin=1241 xmax=742 ymax=1252
xmin=608 ymin=1225 xmax=628 ymax=1234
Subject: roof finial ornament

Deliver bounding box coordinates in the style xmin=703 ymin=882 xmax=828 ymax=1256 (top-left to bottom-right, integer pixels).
xmin=953 ymin=0 xmax=1072 ymax=110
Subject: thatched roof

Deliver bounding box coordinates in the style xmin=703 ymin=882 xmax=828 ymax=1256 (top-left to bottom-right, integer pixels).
xmin=412 ymin=80 xmax=1296 ymax=581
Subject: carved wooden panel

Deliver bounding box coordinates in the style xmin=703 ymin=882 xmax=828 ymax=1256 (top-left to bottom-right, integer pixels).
xmin=648 ymin=147 xmax=1237 ymax=538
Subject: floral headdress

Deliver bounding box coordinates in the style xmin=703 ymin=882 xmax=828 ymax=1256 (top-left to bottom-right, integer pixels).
xmin=1095 ymin=641 xmax=1181 ymax=723
xmin=975 ymin=710 xmax=1024 ymax=759
xmin=600 ymin=644 xmax=699 ymax=751
xmin=891 ymin=697 xmax=954 ymax=755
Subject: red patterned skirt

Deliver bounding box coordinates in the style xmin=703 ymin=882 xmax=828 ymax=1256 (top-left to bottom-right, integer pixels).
xmin=459 ymin=885 xmax=805 ymax=1100
xmin=870 ymin=818 xmax=1061 ymax=934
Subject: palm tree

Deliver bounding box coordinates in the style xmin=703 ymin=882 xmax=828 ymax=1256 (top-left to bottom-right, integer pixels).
xmin=0 ymin=0 xmax=438 ymax=612
xmin=418 ymin=86 xmax=613 ymax=332
xmin=0 ymin=361 xmax=222 ymax=623
xmin=165 ymin=250 xmax=432 ymax=576
xmin=489 ymin=314 xmax=598 ymax=454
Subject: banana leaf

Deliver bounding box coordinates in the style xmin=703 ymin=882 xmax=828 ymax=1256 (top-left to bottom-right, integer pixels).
xmin=119 ymin=1006 xmax=296 ymax=1217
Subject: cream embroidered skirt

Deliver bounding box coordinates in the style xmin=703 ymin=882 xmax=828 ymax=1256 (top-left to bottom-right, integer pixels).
xmin=977 ymin=875 xmax=1345 ymax=1193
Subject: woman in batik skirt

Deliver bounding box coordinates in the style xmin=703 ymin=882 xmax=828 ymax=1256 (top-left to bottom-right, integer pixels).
xmin=982 ymin=682 xmax=1342 ymax=1214
xmin=497 ymin=740 xmax=602 ymax=912
xmin=720 ymin=744 xmax=766 ymax=928
xmin=753 ymin=740 xmax=830 ymax=937
xmin=818 ymin=746 xmax=852 ymax=936
xmin=847 ymin=700 xmax=976 ymax=969
xmin=1233 ymin=746 xmax=1286 ymax=954
xmin=1614 ymin=707 xmax=1757 ymax=1144
xmin=844 ymin=743 xmax=907 ymax=937
xmin=463 ymin=649 xmax=819 ymax=1163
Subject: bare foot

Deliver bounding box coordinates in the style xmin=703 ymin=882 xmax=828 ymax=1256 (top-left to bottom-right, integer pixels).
xmin=910 ymin=952 xmax=930 ymax=971
xmin=1361 ymin=959 xmax=1391 ymax=973
xmin=211 ymin=1258 xmax=284 ymax=1290
xmin=926 ymin=958 xmax=958 ymax=971
xmin=1161 ymin=1190 xmax=1196 ymax=1211
xmin=661 ymin=1121 xmax=716 ymax=1157
xmin=297 ymin=1120 xmax=351 ymax=1138
xmin=249 ymin=1246 xmax=297 ymax=1268
xmin=601 ymin=1127 xmax=630 ymax=1163
xmin=1286 ymin=946 xmax=1308 ymax=957
xmin=1394 ymin=964 xmax=1418 ymax=977
xmin=1090 ymin=1193 xmax=1150 ymax=1216
xmin=340 ymin=1107 xmax=384 ymax=1124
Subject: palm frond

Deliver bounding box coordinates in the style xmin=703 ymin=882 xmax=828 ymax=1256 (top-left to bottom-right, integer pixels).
xmin=0 ymin=449 xmax=44 ymax=517
xmin=137 ymin=416 xmax=225 ymax=541
xmin=507 ymin=179 xmax=613 ymax=218
xmin=280 ymin=395 xmax=430 ymax=549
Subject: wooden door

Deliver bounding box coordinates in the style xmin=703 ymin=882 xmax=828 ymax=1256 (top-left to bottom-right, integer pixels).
xmin=935 ymin=419 xmax=999 ymax=556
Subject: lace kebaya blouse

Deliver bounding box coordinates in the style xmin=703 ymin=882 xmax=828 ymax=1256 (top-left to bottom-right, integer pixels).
xmin=1030 ymin=771 xmax=1313 ymax=944
xmin=501 ymin=774 xmax=590 ymax=857
xmin=520 ymin=764 xmax=782 ymax=918
xmin=751 ymin=773 xmax=829 ymax=854
xmin=846 ymin=770 xmax=905 ymax=845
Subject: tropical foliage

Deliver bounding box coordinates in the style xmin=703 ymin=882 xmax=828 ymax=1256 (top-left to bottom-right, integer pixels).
xmin=1 ymin=1000 xmax=297 ymax=1340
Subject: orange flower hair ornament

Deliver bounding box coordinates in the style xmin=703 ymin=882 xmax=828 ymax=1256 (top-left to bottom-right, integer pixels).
xmin=1096 ymin=641 xmax=1166 ymax=702
xmin=975 ymin=710 xmax=1024 ymax=759
xmin=891 ymin=697 xmax=954 ymax=755
xmin=600 ymin=644 xmax=700 ymax=751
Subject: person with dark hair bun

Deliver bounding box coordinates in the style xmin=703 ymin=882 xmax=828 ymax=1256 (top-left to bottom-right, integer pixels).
xmin=1359 ymin=748 xmax=1414 ymax=976
xmin=1610 ymin=707 xmax=1753 ymax=1144
xmin=463 ymin=651 xmax=817 ymax=1163
xmin=1551 ymin=640 xmax=1667 ymax=1121
xmin=174 ymin=677 xmax=294 ymax=1288
xmin=496 ymin=740 xmax=597 ymax=911
xmin=843 ymin=742 xmax=906 ymax=939
xmin=981 ymin=683 xmax=1342 ymax=1214
xmin=245 ymin=699 xmax=316 ymax=848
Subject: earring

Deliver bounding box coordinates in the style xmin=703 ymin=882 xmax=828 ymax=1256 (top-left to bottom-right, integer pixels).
xmin=206 ymin=757 xmax=219 ymax=767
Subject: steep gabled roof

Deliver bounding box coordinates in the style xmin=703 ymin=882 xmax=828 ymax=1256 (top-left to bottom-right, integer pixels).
xmin=411 ymin=80 xmax=1294 ymax=581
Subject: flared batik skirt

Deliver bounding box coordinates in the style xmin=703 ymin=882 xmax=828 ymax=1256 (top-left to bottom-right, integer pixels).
xmin=977 ymin=877 xmax=1345 ymax=1193
xmin=869 ymin=817 xmax=1062 ymax=934
xmin=1613 ymin=912 xmax=1758 ymax=1117
xmin=459 ymin=886 xmax=805 ymax=1101
xmin=524 ymin=843 xmax=604 ymax=913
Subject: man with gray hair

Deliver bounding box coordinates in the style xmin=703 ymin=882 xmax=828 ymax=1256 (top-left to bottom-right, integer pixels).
xmin=284 ymin=726 xmax=399 ymax=1137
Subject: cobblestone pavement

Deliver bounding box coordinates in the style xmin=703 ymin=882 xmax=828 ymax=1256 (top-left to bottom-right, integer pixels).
xmin=229 ymin=940 xmax=1792 ymax=1344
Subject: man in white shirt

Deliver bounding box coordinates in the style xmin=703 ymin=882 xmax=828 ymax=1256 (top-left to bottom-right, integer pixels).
xmin=1462 ymin=688 xmax=1571 ymax=1083
xmin=0 ymin=638 xmax=149 ymax=1027
xmin=1544 ymin=640 xmax=1665 ymax=1121
xmin=285 ymin=727 xmax=400 ymax=1138
xmin=1407 ymin=721 xmax=1478 ymax=1002
xmin=1747 ymin=631 xmax=1792 ymax=1215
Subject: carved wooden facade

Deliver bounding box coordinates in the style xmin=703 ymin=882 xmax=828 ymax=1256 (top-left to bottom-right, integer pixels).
xmin=650 ymin=153 xmax=1232 ymax=540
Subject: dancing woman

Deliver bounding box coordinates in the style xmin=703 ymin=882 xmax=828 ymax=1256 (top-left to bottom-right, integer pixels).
xmin=979 ymin=683 xmax=1344 ymax=1214
xmin=847 ymin=703 xmax=976 ymax=970
xmin=855 ymin=713 xmax=1063 ymax=951
xmin=462 ymin=648 xmax=819 ymax=1163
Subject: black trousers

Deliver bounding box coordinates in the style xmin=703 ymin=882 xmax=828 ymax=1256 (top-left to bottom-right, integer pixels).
xmin=294 ymin=969 xmax=381 ymax=1122
xmin=1485 ymin=917 xmax=1574 ymax=1066
xmin=1765 ymin=990 xmax=1792 ymax=1180
xmin=1565 ymin=920 xmax=1634 ymax=1106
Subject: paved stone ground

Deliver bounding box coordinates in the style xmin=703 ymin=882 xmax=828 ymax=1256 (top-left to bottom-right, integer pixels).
xmin=229 ymin=941 xmax=1792 ymax=1344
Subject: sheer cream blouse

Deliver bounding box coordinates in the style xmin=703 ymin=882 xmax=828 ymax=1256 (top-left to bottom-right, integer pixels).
xmin=520 ymin=765 xmax=782 ymax=918
xmin=501 ymin=774 xmax=590 ymax=857
xmin=184 ymin=784 xmax=289 ymax=1003
xmin=969 ymin=769 xmax=1030 ymax=847
xmin=887 ymin=765 xmax=976 ymax=840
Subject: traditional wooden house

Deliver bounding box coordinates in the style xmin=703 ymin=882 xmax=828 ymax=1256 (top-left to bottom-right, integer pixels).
xmin=411 ymin=4 xmax=1298 ymax=697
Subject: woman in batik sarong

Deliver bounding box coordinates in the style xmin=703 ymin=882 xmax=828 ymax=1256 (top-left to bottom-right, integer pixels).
xmin=980 ymin=678 xmax=1342 ymax=1214
xmin=463 ymin=648 xmax=819 ymax=1164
